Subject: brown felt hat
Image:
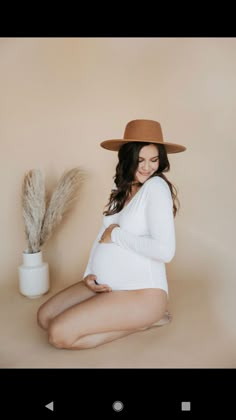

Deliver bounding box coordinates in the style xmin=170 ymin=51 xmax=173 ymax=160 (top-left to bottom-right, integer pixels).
xmin=100 ymin=119 xmax=186 ymax=153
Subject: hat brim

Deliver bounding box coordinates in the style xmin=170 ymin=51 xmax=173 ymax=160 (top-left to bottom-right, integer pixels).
xmin=100 ymin=139 xmax=186 ymax=154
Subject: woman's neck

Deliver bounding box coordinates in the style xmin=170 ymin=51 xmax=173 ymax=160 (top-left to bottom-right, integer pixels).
xmin=130 ymin=183 xmax=141 ymax=195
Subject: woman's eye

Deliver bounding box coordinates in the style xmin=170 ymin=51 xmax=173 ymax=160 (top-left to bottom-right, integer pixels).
xmin=138 ymin=159 xmax=159 ymax=163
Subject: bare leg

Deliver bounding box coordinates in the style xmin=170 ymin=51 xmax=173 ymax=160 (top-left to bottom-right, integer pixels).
xmin=48 ymin=288 xmax=168 ymax=349
xmin=63 ymin=312 xmax=172 ymax=349
xmin=69 ymin=329 xmax=139 ymax=349
xmin=37 ymin=281 xmax=95 ymax=330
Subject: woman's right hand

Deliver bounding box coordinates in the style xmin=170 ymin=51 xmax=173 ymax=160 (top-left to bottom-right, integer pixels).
xmin=83 ymin=274 xmax=112 ymax=293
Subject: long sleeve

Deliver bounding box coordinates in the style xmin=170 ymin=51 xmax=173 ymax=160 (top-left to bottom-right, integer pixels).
xmin=111 ymin=178 xmax=176 ymax=263
xmin=83 ymin=225 xmax=105 ymax=278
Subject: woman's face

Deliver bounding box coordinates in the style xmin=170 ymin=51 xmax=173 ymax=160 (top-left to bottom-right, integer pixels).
xmin=134 ymin=144 xmax=159 ymax=184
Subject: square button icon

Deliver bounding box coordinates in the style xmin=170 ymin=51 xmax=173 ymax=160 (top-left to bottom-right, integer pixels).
xmin=181 ymin=401 xmax=191 ymax=411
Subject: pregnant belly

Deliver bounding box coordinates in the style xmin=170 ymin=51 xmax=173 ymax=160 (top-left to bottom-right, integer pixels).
xmin=91 ymin=243 xmax=150 ymax=290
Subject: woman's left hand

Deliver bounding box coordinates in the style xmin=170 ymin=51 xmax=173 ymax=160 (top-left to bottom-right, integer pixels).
xmin=99 ymin=224 xmax=119 ymax=243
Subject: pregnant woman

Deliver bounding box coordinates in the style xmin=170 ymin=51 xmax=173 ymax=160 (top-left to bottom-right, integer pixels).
xmin=37 ymin=119 xmax=186 ymax=349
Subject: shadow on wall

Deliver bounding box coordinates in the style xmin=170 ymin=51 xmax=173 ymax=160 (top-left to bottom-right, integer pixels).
xmin=167 ymin=226 xmax=236 ymax=340
xmin=168 ymin=263 xmax=214 ymax=332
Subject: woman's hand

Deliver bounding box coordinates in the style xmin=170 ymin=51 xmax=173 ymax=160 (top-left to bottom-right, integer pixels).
xmin=99 ymin=224 xmax=120 ymax=244
xmin=83 ymin=274 xmax=112 ymax=293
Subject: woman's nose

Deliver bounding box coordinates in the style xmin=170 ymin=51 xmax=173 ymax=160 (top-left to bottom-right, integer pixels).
xmin=142 ymin=161 xmax=150 ymax=170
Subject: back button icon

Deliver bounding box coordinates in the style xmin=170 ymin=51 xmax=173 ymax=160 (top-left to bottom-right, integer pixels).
xmin=45 ymin=401 xmax=54 ymax=411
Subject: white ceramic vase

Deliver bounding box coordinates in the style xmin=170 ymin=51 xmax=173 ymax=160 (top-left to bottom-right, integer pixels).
xmin=18 ymin=250 xmax=49 ymax=298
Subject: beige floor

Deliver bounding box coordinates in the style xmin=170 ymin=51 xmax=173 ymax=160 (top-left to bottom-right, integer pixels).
xmin=1 ymin=280 xmax=235 ymax=368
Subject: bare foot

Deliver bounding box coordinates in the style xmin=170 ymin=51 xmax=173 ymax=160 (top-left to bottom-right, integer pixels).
xmin=152 ymin=310 xmax=172 ymax=327
xmin=138 ymin=311 xmax=172 ymax=331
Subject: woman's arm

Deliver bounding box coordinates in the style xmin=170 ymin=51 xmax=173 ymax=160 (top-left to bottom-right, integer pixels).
xmin=111 ymin=180 xmax=176 ymax=263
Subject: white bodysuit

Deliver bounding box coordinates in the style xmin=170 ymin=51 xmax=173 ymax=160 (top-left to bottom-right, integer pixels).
xmin=83 ymin=176 xmax=176 ymax=294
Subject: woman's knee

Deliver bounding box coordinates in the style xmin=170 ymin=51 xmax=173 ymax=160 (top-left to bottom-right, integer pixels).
xmin=37 ymin=304 xmax=51 ymax=330
xmin=48 ymin=319 xmax=75 ymax=349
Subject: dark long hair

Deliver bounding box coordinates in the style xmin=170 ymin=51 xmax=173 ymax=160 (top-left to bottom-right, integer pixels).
xmin=103 ymin=142 xmax=180 ymax=217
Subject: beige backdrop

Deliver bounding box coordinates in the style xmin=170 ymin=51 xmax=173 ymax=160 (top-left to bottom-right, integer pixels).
xmin=0 ymin=38 xmax=235 ymax=367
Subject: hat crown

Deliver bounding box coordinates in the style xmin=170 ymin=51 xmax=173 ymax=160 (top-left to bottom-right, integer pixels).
xmin=124 ymin=119 xmax=164 ymax=142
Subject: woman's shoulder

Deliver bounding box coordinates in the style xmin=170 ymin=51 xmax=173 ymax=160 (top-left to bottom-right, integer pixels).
xmin=144 ymin=176 xmax=169 ymax=191
xmin=143 ymin=176 xmax=172 ymax=201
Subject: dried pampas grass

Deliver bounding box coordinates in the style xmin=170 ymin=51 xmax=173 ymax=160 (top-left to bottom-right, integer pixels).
xmin=40 ymin=168 xmax=85 ymax=246
xmin=22 ymin=167 xmax=85 ymax=253
xmin=22 ymin=170 xmax=46 ymax=253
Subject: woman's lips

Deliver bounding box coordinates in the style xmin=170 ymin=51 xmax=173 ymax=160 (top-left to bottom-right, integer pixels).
xmin=139 ymin=172 xmax=150 ymax=176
